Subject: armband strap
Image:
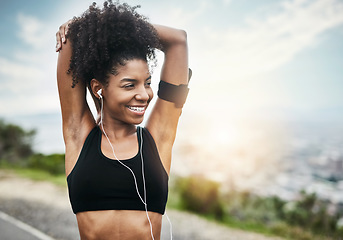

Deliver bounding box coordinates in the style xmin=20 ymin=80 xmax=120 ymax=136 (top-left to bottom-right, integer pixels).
xmin=158 ymin=81 xmax=189 ymax=108
xmin=157 ymin=69 xmax=192 ymax=108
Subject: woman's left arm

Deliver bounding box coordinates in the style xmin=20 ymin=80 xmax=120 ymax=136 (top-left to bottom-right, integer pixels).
xmin=146 ymin=24 xmax=189 ymax=174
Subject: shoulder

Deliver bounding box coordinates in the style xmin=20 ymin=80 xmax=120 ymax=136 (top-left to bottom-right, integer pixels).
xmin=139 ymin=126 xmax=156 ymax=146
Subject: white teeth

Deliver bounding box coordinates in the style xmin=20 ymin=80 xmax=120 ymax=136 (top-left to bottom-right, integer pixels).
xmin=128 ymin=106 xmax=145 ymax=112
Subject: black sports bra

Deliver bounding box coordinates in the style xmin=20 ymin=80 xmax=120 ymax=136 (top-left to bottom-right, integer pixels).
xmin=67 ymin=126 xmax=169 ymax=215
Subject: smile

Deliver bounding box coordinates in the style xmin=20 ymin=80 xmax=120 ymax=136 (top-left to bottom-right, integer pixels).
xmin=127 ymin=106 xmax=146 ymax=113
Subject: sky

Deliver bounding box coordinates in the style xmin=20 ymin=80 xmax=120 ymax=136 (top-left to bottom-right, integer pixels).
xmin=0 ymin=0 xmax=342 ymax=143
xmin=0 ymin=0 xmax=343 ymax=189
xmin=1 ymin=0 xmax=343 ymax=120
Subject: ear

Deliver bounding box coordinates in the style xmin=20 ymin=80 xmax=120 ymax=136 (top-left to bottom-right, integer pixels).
xmin=90 ymin=79 xmax=103 ymax=99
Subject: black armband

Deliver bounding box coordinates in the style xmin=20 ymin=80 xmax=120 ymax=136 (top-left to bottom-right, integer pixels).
xmin=157 ymin=69 xmax=192 ymax=108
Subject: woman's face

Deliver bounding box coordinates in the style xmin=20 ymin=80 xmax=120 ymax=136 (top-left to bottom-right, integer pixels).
xmin=102 ymin=59 xmax=153 ymax=125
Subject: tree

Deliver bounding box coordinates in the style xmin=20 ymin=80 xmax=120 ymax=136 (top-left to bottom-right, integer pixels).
xmin=0 ymin=119 xmax=36 ymax=163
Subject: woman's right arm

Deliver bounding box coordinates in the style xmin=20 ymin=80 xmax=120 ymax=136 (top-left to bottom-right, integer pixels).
xmin=56 ymin=24 xmax=95 ymax=175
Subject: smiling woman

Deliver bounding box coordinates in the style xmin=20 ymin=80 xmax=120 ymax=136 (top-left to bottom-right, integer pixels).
xmin=89 ymin=59 xmax=154 ymax=126
xmin=55 ymin=1 xmax=190 ymax=240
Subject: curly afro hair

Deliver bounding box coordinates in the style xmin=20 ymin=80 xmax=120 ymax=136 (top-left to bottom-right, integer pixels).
xmin=66 ymin=0 xmax=160 ymax=88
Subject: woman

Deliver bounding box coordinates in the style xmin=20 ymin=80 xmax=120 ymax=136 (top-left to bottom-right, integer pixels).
xmin=55 ymin=1 xmax=190 ymax=240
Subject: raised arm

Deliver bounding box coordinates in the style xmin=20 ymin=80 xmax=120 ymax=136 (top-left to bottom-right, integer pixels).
xmin=153 ymin=24 xmax=189 ymax=86
xmin=146 ymin=25 xmax=189 ymax=174
xmin=56 ymin=24 xmax=95 ymax=175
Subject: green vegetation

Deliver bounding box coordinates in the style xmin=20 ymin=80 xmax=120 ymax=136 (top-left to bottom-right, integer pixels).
xmin=169 ymin=175 xmax=343 ymax=240
xmin=0 ymin=119 xmax=35 ymax=164
xmin=177 ymin=175 xmax=225 ymax=220
xmin=0 ymin=119 xmax=66 ymax=182
xmin=7 ymin=168 xmax=66 ymax=186
xmin=27 ymin=153 xmax=65 ymax=175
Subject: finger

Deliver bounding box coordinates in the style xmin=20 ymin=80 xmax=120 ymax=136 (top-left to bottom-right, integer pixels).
xmin=60 ymin=25 xmax=66 ymax=44
xmin=55 ymin=31 xmax=62 ymax=52
xmin=65 ymin=25 xmax=69 ymax=36
xmin=65 ymin=20 xmax=72 ymax=36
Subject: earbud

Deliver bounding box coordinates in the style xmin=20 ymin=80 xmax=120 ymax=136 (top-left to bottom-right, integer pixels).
xmin=97 ymin=89 xmax=102 ymax=99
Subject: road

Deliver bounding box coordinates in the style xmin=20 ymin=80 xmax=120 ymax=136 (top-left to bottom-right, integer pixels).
xmin=0 ymin=211 xmax=54 ymax=240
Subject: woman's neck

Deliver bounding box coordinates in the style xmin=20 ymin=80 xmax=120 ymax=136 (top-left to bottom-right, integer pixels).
xmin=99 ymin=114 xmax=136 ymax=141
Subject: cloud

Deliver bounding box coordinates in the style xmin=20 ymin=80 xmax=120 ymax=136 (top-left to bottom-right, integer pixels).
xmin=148 ymin=0 xmax=209 ymax=28
xmin=222 ymin=0 xmax=232 ymax=7
xmin=193 ymin=0 xmax=343 ymax=81
xmin=17 ymin=13 xmax=52 ymax=50
xmin=0 ymin=58 xmax=43 ymax=86
xmin=182 ymin=0 xmax=343 ymax=118
xmin=0 ymin=13 xmax=59 ymax=115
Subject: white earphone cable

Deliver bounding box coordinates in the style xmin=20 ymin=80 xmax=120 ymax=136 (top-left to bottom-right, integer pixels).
xmin=139 ymin=127 xmax=155 ymax=239
xmin=99 ymin=93 xmax=173 ymax=239
xmin=99 ymin=96 xmax=155 ymax=240
xmin=165 ymin=213 xmax=173 ymax=240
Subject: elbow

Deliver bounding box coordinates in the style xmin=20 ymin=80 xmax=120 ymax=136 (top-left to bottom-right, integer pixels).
xmin=176 ymin=29 xmax=187 ymax=45
xmin=166 ymin=28 xmax=187 ymax=46
xmin=159 ymin=27 xmax=188 ymax=52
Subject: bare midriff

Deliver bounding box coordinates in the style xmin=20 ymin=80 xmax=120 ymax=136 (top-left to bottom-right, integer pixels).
xmin=76 ymin=210 xmax=162 ymax=240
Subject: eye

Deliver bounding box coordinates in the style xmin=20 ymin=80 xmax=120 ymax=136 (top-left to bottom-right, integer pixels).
xmin=123 ymin=84 xmax=134 ymax=89
xmin=145 ymin=80 xmax=152 ymax=87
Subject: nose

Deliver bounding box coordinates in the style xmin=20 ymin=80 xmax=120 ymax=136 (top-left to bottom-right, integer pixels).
xmin=135 ymin=86 xmax=150 ymax=102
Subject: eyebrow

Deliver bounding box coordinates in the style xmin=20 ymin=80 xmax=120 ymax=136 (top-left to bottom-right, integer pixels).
xmin=120 ymin=76 xmax=151 ymax=82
